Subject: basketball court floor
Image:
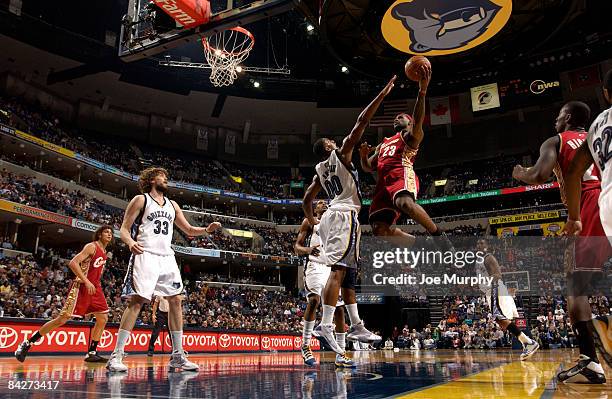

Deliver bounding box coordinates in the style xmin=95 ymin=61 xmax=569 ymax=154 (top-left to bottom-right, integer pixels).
xmin=0 ymin=349 xmax=609 ymax=398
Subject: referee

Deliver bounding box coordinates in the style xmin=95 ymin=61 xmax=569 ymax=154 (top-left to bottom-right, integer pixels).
xmin=147 ymin=295 xmax=171 ymax=356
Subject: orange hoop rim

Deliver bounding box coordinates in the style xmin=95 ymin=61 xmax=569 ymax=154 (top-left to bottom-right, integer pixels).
xmin=201 ymin=26 xmax=255 ymax=57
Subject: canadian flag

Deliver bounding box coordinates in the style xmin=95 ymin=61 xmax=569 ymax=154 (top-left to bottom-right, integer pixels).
xmin=429 ymin=97 xmax=450 ymax=125
xmin=429 ymin=96 xmax=460 ymax=126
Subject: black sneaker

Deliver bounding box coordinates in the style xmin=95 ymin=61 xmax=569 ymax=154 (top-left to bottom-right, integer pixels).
xmin=557 ymin=355 xmax=606 ymax=384
xmin=84 ymin=352 xmax=109 ymax=363
xmin=14 ymin=341 xmax=31 ymax=363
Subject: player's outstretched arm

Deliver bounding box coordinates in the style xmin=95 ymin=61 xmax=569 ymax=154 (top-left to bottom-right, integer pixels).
xmin=340 ymin=76 xmax=397 ymax=161
xmin=404 ymin=66 xmax=431 ymax=147
xmin=120 ymin=195 xmax=146 ymax=255
xmin=512 ymin=136 xmax=559 ymax=184
xmin=68 ymin=242 xmax=97 ymax=295
xmin=302 ymin=175 xmax=323 ymax=226
xmin=294 ymin=218 xmax=319 ymax=256
xmin=171 ymin=200 xmax=222 ymax=237
xmin=562 ymin=141 xmax=594 ymax=235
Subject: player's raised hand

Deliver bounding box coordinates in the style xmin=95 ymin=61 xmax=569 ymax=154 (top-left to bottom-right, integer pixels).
xmin=129 ymin=241 xmax=144 ymax=255
xmin=561 ymin=219 xmax=582 ymax=236
xmin=206 ymin=221 xmax=222 ymax=234
xmin=381 ymin=75 xmax=397 ymax=96
xmin=309 ymin=245 xmax=321 ymax=257
xmin=359 ymin=142 xmax=372 ymax=158
xmin=84 ymin=279 xmax=96 ymax=295
xmin=419 ymin=65 xmax=431 ymax=92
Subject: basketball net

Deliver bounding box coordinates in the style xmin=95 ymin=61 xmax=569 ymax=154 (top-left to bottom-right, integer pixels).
xmin=202 ymin=27 xmax=254 ymax=87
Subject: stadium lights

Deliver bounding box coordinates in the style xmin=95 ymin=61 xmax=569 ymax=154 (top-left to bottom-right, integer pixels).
xmin=306 ymin=24 xmax=314 ymax=32
xmin=341 ymin=66 xmax=348 ymax=73
xmin=253 ymin=81 xmax=261 ymax=88
xmin=236 ymin=66 xmax=243 ymax=73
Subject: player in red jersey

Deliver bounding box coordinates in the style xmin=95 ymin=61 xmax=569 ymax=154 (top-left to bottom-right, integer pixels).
xmin=513 ymin=101 xmax=606 ymax=384
xmin=563 ymin=70 xmax=612 ymax=371
xmin=14 ymin=225 xmax=114 ymax=363
xmin=360 ymin=67 xmax=449 ymax=247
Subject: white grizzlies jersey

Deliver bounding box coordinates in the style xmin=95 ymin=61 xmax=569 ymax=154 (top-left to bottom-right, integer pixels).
xmin=132 ymin=193 xmax=175 ymax=256
xmin=474 ymin=254 xmax=492 ymax=294
xmin=305 ymin=223 xmax=325 ymax=265
xmin=315 ymin=150 xmax=361 ymax=212
xmin=588 ymin=105 xmax=612 ymax=205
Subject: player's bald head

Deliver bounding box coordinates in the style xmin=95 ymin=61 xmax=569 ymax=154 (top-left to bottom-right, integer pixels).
xmin=560 ymin=101 xmax=591 ymax=129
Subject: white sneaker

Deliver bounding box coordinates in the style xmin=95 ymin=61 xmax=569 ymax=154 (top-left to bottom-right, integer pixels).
xmin=520 ymin=340 xmax=539 ymax=361
xmin=335 ymin=353 xmax=356 ymax=368
xmin=347 ymin=322 xmax=381 ymax=343
xmin=106 ymin=351 xmax=128 ymax=372
xmin=319 ymin=324 xmax=344 ymax=355
xmin=169 ymin=351 xmax=199 ymax=372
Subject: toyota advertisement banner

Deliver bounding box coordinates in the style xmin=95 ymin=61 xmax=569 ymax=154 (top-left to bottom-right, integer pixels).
xmin=0 ymin=320 xmax=319 ymax=354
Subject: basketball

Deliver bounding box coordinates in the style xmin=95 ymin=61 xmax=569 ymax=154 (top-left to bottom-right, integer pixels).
xmin=405 ymin=56 xmax=431 ymax=82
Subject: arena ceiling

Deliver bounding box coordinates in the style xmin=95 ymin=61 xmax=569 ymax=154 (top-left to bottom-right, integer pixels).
xmin=0 ymin=1 xmax=611 ymax=104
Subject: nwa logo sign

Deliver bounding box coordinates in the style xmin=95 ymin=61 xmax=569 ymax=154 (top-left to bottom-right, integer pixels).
xmin=530 ymin=80 xmax=560 ymax=94
xmin=382 ymin=0 xmax=512 ymax=55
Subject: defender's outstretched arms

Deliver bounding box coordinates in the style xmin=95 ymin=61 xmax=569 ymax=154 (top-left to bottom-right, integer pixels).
xmin=339 ymin=76 xmax=397 ymax=163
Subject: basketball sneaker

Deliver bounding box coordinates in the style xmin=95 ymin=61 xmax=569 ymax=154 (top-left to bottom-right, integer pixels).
xmin=84 ymin=351 xmax=108 ymax=363
xmin=335 ymin=353 xmax=356 ymax=368
xmin=106 ymin=351 xmax=128 ymax=372
xmin=318 ymin=324 xmax=344 ymax=355
xmin=520 ymin=340 xmax=540 ymax=361
xmin=557 ymin=355 xmax=606 ymax=384
xmin=591 ymin=315 xmax=612 ymax=368
xmin=301 ymin=344 xmax=316 ymax=366
xmin=14 ymin=341 xmax=31 ymax=363
xmin=169 ymin=351 xmax=199 ymax=372
xmin=347 ymin=322 xmax=381 ymax=343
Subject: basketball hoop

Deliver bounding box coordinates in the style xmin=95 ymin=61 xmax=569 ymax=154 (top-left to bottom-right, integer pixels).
xmin=202 ymin=27 xmax=255 ymax=87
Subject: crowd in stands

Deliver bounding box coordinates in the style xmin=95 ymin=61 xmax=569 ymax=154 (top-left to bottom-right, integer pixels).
xmin=1 ymin=96 xmax=545 ymax=202
xmin=0 ymin=250 xmax=302 ymax=332
xmin=0 ymin=170 xmax=123 ymax=228
xmin=418 ymin=155 xmax=528 ymax=200
xmin=196 ymin=272 xmax=282 ymax=287
xmin=531 ymin=295 xmax=610 ymax=349
xmin=385 ymin=294 xmax=611 ymax=351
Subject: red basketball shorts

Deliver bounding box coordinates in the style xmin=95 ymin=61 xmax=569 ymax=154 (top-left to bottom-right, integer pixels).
xmin=573 ymin=188 xmax=611 ymax=271
xmin=369 ymin=165 xmax=419 ymax=226
xmin=61 ymin=281 xmax=109 ymax=318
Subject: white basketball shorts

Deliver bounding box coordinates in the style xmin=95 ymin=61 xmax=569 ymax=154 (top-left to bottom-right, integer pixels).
xmin=122 ymin=251 xmax=184 ymax=301
xmin=304 ymin=260 xmax=344 ymax=306
xmin=318 ymin=209 xmax=360 ymax=268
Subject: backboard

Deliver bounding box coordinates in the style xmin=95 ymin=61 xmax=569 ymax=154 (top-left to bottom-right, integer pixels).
xmin=119 ymin=0 xmax=296 ymax=62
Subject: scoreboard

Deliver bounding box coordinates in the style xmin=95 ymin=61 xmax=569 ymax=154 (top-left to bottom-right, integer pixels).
xmin=498 ymin=75 xmax=562 ymax=110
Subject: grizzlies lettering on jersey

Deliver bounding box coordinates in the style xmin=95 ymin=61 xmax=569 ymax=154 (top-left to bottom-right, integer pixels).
xmin=132 ymin=193 xmax=175 ymax=256
xmin=314 ymin=150 xmax=361 ymax=212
